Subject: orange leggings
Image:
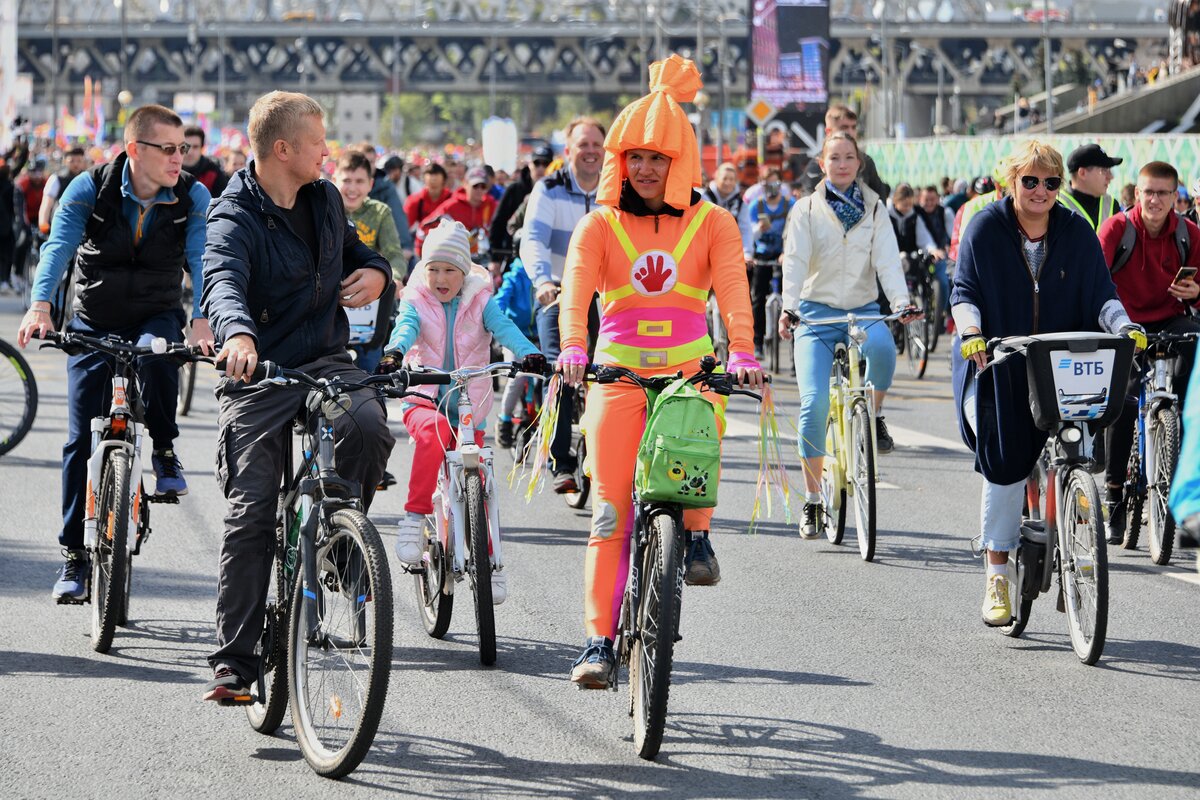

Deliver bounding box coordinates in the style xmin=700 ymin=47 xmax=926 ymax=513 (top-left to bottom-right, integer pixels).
xmin=581 ymin=366 xmax=726 ymax=640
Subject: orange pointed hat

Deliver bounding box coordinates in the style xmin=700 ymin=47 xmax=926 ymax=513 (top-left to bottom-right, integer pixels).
xmin=596 ymin=54 xmax=704 ymax=209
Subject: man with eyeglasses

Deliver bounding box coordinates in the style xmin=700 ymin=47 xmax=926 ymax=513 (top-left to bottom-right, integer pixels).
xmin=1097 ymin=160 xmax=1200 ymax=544
xmin=14 ymin=104 xmax=213 ymax=604
xmin=489 ymin=143 xmax=553 ymax=272
xmin=1060 ymin=144 xmax=1123 ymax=233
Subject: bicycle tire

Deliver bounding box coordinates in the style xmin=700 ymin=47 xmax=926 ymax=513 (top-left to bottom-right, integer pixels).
xmin=415 ymin=514 xmax=454 ymax=638
xmin=904 ymin=284 xmax=930 ymax=379
xmin=116 ymin=504 xmax=136 ymax=627
xmin=464 ymin=471 xmax=497 ymax=665
xmin=289 ymin=509 xmax=393 ymax=778
xmin=0 ymin=338 xmax=38 ymax=456
xmin=1001 ymin=547 xmax=1037 ymax=638
xmin=1122 ymin=446 xmax=1143 ymax=550
xmin=246 ymin=547 xmax=290 ymax=734
xmin=1147 ymin=406 xmax=1180 ymax=565
xmin=821 ymin=416 xmax=847 ymax=544
xmin=849 ymin=402 xmax=877 ymax=561
xmin=926 ymin=279 xmax=942 ymax=353
xmin=177 ymin=360 xmax=197 ymax=416
xmin=565 ymin=432 xmax=591 ymax=509
xmin=1060 ymin=467 xmax=1108 ymax=665
xmin=92 ymin=450 xmax=131 ymax=654
xmin=630 ymin=513 xmax=683 ymax=761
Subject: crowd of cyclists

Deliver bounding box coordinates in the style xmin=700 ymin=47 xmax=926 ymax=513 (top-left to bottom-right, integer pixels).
xmin=7 ymin=52 xmax=1200 ymax=752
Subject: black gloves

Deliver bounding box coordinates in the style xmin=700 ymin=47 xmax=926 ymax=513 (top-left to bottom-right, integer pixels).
xmin=375 ymin=350 xmax=404 ymax=375
xmin=520 ymin=352 xmax=549 ymax=376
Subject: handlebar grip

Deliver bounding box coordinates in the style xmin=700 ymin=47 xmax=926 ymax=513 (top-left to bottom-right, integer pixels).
xmin=214 ymin=358 xmax=277 ymax=381
xmin=404 ymin=370 xmax=453 ymax=386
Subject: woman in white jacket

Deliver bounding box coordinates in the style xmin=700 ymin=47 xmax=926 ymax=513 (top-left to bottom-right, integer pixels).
xmin=779 ymin=132 xmax=916 ymax=538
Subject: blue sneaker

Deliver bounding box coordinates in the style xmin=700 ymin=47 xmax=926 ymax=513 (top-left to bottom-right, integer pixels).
xmin=152 ymin=449 xmax=188 ymax=496
xmin=570 ymin=636 xmax=616 ymax=689
xmin=52 ymin=549 xmax=90 ymax=603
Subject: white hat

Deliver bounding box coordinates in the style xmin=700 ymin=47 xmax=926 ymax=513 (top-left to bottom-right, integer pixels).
xmin=420 ymin=218 xmax=472 ymax=274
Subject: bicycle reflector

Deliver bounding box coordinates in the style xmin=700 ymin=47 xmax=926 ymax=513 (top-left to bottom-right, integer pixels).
xmin=1060 ymin=425 xmax=1083 ymax=444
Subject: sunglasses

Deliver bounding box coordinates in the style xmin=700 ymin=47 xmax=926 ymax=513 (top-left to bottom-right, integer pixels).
xmin=1019 ymin=175 xmax=1062 ymax=191
xmin=532 ymin=160 xmax=551 ymax=168
xmin=136 ymin=140 xmax=192 ymax=156
xmin=470 ymin=183 xmax=488 ymax=189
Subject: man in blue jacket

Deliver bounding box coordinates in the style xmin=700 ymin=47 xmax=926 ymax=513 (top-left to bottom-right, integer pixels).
xmin=200 ymin=91 xmax=395 ymax=703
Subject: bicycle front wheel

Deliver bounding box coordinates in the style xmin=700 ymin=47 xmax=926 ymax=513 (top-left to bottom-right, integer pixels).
xmin=564 ymin=431 xmax=591 ymax=509
xmin=1122 ymin=444 xmax=1143 ymax=550
xmin=849 ymin=402 xmax=877 ymax=561
xmin=1147 ymin=406 xmax=1180 ymax=565
xmin=630 ymin=513 xmax=684 ymax=761
xmin=820 ymin=416 xmax=847 ymax=544
xmin=92 ymin=450 xmax=131 ymax=654
xmin=289 ymin=509 xmax=393 ymax=778
xmin=465 ymin=471 xmax=497 ymax=666
xmin=0 ymin=338 xmax=38 ymax=456
xmin=1060 ymin=468 xmax=1108 ymax=665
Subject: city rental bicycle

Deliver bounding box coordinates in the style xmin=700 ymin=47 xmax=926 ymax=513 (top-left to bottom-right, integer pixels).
xmin=0 ymin=337 xmax=38 ymax=456
xmin=985 ymin=332 xmax=1135 ymax=665
xmin=39 ymin=331 xmax=206 ymax=653
xmin=1119 ymin=331 xmax=1197 ymax=564
xmin=581 ymin=357 xmax=762 ymax=760
xmin=232 ymin=360 xmax=434 ymax=778
xmin=412 ymin=361 xmax=549 ymax=666
xmin=798 ymin=311 xmax=907 ymax=562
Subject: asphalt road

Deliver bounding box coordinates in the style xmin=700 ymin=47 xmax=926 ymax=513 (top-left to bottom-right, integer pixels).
xmin=2 ymin=294 xmax=1198 ymax=799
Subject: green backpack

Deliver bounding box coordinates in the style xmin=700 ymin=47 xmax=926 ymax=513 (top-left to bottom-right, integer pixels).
xmin=634 ymin=378 xmax=722 ymax=508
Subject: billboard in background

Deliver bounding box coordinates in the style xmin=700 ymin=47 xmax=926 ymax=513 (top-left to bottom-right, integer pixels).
xmin=750 ymin=0 xmax=829 ymax=111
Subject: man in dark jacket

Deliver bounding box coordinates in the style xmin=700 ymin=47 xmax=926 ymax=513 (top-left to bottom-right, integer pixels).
xmin=489 ymin=143 xmax=552 ymax=270
xmin=183 ymin=125 xmax=229 ymax=196
xmin=15 ymin=105 xmax=214 ymax=603
xmin=200 ymin=91 xmax=396 ymax=704
xmin=796 ymin=105 xmax=890 ymax=198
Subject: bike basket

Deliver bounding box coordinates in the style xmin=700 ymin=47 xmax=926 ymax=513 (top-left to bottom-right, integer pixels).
xmin=634 ymin=378 xmax=722 ymax=508
xmin=1024 ymin=334 xmax=1135 ymax=431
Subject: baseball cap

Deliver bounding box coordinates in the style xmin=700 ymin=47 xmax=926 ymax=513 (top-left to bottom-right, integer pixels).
xmin=530 ymin=144 xmax=553 ymax=163
xmin=466 ymin=166 xmax=488 ymax=186
xmin=1178 ymin=186 xmax=1191 ymax=201
xmin=1067 ymin=143 xmax=1123 ymax=173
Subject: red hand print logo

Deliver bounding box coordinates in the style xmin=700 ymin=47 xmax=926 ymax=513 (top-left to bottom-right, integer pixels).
xmin=632 ymin=251 xmax=677 ymax=296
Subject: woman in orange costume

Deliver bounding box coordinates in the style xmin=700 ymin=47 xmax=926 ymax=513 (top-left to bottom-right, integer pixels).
xmin=558 ymin=55 xmax=764 ymax=688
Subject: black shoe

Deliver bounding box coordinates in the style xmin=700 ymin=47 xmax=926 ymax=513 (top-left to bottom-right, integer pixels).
xmin=202 ymin=667 xmax=254 ymax=705
xmin=1104 ymin=486 xmax=1126 ymax=545
xmin=801 ymin=502 xmax=822 ymax=540
xmin=496 ymin=419 xmax=515 ymax=449
xmin=570 ymin=636 xmax=616 ymax=689
xmin=376 ymin=470 xmax=397 ymax=491
xmin=875 ymin=417 xmax=894 ymax=455
xmin=553 ymin=471 xmax=579 ymax=494
xmin=684 ymin=531 xmax=720 ymax=586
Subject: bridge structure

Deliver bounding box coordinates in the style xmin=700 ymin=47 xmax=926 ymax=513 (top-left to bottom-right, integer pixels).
xmin=12 ymin=1 xmax=1171 ymax=122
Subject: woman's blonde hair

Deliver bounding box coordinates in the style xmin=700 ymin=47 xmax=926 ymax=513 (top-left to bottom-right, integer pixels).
xmin=1001 ymin=140 xmax=1064 ymax=190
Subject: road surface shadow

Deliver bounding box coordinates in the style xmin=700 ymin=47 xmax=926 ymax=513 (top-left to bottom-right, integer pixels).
xmin=672 ymin=660 xmax=871 ymax=689
xmin=0 ymin=648 xmax=188 ymax=683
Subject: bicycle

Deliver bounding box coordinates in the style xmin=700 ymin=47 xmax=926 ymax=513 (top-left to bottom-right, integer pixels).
xmin=0 ymin=337 xmax=38 ymax=456
xmin=562 ymin=381 xmax=591 ymax=510
xmin=1119 ymin=331 xmax=1197 ymax=564
xmin=797 ymin=310 xmax=907 ymax=562
xmin=895 ymin=250 xmax=940 ymax=379
xmin=233 ymin=360 xmax=428 ymax=778
xmin=412 ymin=360 xmax=549 ymax=666
xmin=37 ymin=331 xmax=206 ymax=653
xmin=580 ymin=356 xmax=763 ymax=760
xmin=984 ymin=332 xmax=1135 ymax=665
xmin=177 ymin=282 xmax=197 ymax=416
xmin=756 ymin=258 xmax=785 ymax=374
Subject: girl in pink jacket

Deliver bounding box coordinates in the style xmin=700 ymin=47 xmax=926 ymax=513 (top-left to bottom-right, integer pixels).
xmin=381 ymin=219 xmax=543 ymax=599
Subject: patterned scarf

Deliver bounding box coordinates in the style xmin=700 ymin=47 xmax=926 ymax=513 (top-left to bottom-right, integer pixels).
xmin=825 ymin=180 xmax=865 ymax=231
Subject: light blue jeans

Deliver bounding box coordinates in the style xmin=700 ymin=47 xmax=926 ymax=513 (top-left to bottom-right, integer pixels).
xmin=794 ymin=300 xmax=897 ymax=457
xmin=963 ymin=379 xmax=1023 ymax=552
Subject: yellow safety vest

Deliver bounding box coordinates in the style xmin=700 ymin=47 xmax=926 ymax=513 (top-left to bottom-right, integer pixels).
xmin=1058 ymin=188 xmax=1118 ymax=233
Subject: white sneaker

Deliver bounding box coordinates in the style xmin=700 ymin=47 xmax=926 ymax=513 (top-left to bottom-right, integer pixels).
xmin=394 ymin=515 xmax=424 ymax=565
xmin=491 ymin=569 xmax=507 ymax=605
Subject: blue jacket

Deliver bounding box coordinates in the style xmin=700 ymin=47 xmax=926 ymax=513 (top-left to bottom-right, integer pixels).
xmin=201 ymin=167 xmax=391 ymax=368
xmin=951 ymin=197 xmax=1124 ymax=484
xmin=494 ymin=258 xmax=536 ymax=339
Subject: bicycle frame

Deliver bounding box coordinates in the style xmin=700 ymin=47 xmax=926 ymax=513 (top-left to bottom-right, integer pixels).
xmin=1135 ymin=347 xmax=1180 ymax=498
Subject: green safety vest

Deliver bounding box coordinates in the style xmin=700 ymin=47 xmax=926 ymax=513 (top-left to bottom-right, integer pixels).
xmin=1057 ymin=188 xmax=1119 ymax=232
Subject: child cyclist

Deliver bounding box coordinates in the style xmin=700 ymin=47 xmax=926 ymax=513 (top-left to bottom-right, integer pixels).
xmin=378 ymin=219 xmax=545 ymax=603
xmin=493 ymin=256 xmax=538 ymax=449
xmin=557 ymin=55 xmax=764 ymax=688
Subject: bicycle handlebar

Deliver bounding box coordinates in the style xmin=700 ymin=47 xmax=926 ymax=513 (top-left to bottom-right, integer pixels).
xmin=37 ymin=331 xmax=209 ymax=363
xmin=584 ymin=361 xmax=766 ymax=401
xmin=794 ymin=310 xmax=908 ymax=327
xmin=213 ymin=359 xmax=452 ymax=399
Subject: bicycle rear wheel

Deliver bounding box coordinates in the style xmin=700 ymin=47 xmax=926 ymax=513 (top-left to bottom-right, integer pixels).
xmin=926 ymin=279 xmax=942 ymax=353
xmin=1122 ymin=445 xmax=1144 ymax=550
xmin=904 ymin=285 xmax=931 ymax=379
xmin=415 ymin=514 xmax=454 ymax=638
xmin=849 ymin=401 xmax=877 ymax=561
xmin=0 ymin=338 xmax=38 ymax=456
xmin=246 ymin=546 xmax=290 ymax=734
xmin=465 ymin=471 xmax=497 ymax=666
xmin=1147 ymin=406 xmax=1180 ymax=565
xmin=92 ymin=450 xmax=131 ymax=654
xmin=289 ymin=509 xmax=393 ymax=778
xmin=1060 ymin=467 xmax=1108 ymax=665
xmin=564 ymin=431 xmax=591 ymax=509
xmin=630 ymin=513 xmax=684 ymax=761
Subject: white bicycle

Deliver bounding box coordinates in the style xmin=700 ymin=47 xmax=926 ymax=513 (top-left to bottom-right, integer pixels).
xmin=408 ymin=360 xmax=547 ymax=665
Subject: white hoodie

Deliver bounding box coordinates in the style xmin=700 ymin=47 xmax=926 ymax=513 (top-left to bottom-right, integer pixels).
xmin=781 ymin=179 xmax=909 ymax=313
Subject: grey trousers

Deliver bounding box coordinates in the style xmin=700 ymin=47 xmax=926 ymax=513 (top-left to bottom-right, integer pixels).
xmin=208 ymin=352 xmax=396 ymax=680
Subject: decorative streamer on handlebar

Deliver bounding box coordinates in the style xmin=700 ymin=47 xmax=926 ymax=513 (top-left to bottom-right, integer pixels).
xmin=508 ymin=372 xmax=562 ymax=499
xmin=750 ymin=383 xmax=795 ymax=530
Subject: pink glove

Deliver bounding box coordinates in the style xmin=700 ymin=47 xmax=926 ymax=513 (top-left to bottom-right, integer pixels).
xmin=556 ymin=345 xmax=588 ymax=369
xmin=727 ymin=351 xmax=762 ymax=373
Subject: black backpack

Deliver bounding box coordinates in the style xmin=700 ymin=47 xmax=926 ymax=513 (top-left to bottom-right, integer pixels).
xmin=1110 ymin=210 xmax=1191 ymax=273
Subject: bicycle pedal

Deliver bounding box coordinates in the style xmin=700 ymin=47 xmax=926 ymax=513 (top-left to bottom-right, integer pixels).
xmin=147 ymin=493 xmax=180 ymax=505
xmin=216 ymin=694 xmax=256 ymax=707
xmin=55 ymin=595 xmax=88 ymax=606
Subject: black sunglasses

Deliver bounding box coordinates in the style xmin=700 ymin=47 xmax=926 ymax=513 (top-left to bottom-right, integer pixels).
xmin=136 ymin=140 xmax=192 ymax=156
xmin=1019 ymin=175 xmax=1063 ymax=191
xmin=532 ymin=160 xmax=551 ymax=168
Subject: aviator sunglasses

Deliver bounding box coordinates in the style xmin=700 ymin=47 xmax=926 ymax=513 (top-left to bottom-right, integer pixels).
xmin=1019 ymin=175 xmax=1063 ymax=191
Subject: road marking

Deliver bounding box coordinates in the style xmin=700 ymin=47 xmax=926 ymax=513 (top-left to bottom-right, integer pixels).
xmin=727 ymin=416 xmax=967 ymax=454
xmin=1165 ymin=570 xmax=1200 ymax=587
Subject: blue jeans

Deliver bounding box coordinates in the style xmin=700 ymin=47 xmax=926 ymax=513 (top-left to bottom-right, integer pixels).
xmin=61 ymin=308 xmax=185 ymax=549
xmin=793 ymin=300 xmax=896 ymax=458
xmin=933 ymin=258 xmax=951 ymax=313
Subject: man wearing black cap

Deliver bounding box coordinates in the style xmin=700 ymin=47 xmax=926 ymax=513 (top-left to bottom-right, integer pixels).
xmin=489 ymin=143 xmax=552 ymax=270
xmin=1060 ymin=143 xmax=1123 ymax=232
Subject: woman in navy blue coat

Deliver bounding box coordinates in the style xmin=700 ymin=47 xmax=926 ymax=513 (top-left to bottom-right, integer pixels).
xmin=950 ymin=140 xmax=1142 ymax=628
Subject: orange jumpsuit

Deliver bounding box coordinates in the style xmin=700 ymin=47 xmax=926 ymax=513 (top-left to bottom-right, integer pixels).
xmin=560 ymin=198 xmax=755 ymax=639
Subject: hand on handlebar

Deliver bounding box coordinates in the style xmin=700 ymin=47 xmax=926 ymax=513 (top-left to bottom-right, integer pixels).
xmin=727 ymin=351 xmax=765 ymax=390
xmin=188 ymin=318 xmax=217 ymax=356
xmin=779 ymin=310 xmax=797 ymax=341
xmin=216 ymin=333 xmax=258 ymax=383
xmin=960 ymin=332 xmax=987 ymax=370
xmin=519 ymin=352 xmax=549 ymax=376
xmin=897 ymin=304 xmax=924 ymax=324
xmin=16 ymin=304 xmax=56 ymax=348
xmin=375 ymin=349 xmax=404 ymax=375
xmin=557 ymin=344 xmax=588 ymax=386
xmin=1120 ymin=324 xmax=1148 ymax=353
